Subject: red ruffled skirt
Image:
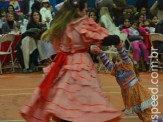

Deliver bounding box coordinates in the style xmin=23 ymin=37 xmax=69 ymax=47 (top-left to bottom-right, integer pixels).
xmin=20 ymin=52 xmax=121 ymax=122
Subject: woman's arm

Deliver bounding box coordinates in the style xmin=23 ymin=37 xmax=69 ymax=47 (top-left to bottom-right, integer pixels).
xmin=90 ymin=45 xmax=114 ymax=72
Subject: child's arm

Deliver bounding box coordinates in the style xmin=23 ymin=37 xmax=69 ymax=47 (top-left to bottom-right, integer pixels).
xmin=99 ymin=52 xmax=114 ymax=72
xmin=115 ymin=43 xmax=131 ymax=64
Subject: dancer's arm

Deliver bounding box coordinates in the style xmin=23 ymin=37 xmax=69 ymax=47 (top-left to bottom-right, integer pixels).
xmin=90 ymin=46 xmax=113 ymax=72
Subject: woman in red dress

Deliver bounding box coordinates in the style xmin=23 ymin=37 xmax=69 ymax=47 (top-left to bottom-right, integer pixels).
xmin=20 ymin=0 xmax=122 ymax=121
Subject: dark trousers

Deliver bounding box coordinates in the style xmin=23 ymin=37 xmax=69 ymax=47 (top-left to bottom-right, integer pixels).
xmin=16 ymin=49 xmax=39 ymax=69
xmin=29 ymin=49 xmax=39 ymax=69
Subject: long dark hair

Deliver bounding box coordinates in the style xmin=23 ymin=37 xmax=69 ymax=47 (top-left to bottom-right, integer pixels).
xmin=41 ymin=0 xmax=86 ymax=42
xmin=30 ymin=10 xmax=42 ymax=23
xmin=7 ymin=5 xmax=16 ymax=13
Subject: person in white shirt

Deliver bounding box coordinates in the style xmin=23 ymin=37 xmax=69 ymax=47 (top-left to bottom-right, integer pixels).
xmin=99 ymin=7 xmax=120 ymax=35
xmin=40 ymin=0 xmax=52 ymax=29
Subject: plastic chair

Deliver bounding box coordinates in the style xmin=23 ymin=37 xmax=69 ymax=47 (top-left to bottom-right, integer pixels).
xmin=0 ymin=34 xmax=15 ymax=74
xmin=149 ymin=33 xmax=163 ymax=71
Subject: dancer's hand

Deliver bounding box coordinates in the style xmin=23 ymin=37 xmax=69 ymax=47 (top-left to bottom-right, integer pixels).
xmin=90 ymin=45 xmax=102 ymax=54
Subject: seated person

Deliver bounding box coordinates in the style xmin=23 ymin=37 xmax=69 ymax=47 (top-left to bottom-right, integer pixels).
xmin=1 ymin=13 xmax=20 ymax=34
xmin=27 ymin=10 xmax=47 ymax=30
xmin=128 ymin=20 xmax=149 ymax=69
xmin=119 ymin=18 xmax=131 ymax=31
xmin=15 ymin=28 xmax=43 ymax=73
xmin=6 ymin=5 xmax=19 ymax=21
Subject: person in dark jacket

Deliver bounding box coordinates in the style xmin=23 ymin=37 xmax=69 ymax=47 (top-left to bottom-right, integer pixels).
xmin=1 ymin=13 xmax=20 ymax=34
xmin=15 ymin=28 xmax=42 ymax=73
xmin=26 ymin=10 xmax=47 ymax=30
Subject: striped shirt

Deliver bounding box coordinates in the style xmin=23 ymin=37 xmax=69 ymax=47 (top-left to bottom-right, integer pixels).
xmin=99 ymin=47 xmax=138 ymax=90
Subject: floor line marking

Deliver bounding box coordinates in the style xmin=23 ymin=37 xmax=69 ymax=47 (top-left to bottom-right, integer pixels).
xmin=102 ymin=84 xmax=163 ymax=88
xmin=103 ymin=92 xmax=163 ymax=97
xmin=0 ymin=93 xmax=32 ymax=97
xmin=0 ymin=88 xmax=34 ymax=91
xmin=0 ymin=92 xmax=162 ymax=97
xmin=0 ymin=120 xmax=25 ymax=122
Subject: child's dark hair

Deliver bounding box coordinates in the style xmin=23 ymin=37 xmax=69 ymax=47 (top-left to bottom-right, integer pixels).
xmin=122 ymin=17 xmax=130 ymax=24
xmin=131 ymin=20 xmax=139 ymax=26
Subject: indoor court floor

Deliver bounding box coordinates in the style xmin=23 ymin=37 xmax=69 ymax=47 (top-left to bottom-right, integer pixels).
xmin=0 ymin=71 xmax=163 ymax=122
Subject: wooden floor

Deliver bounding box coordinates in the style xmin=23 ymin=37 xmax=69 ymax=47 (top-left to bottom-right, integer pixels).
xmin=0 ymin=71 xmax=163 ymax=122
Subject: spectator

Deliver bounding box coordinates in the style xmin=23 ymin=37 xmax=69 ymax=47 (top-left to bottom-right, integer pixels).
xmin=139 ymin=7 xmax=148 ymax=20
xmin=15 ymin=28 xmax=42 ymax=73
xmin=119 ymin=18 xmax=131 ymax=50
xmin=143 ymin=19 xmax=150 ymax=33
xmin=0 ymin=6 xmax=6 ymax=18
xmin=88 ymin=8 xmax=98 ymax=22
xmin=88 ymin=8 xmax=99 ymax=63
xmin=1 ymin=13 xmax=20 ymax=34
xmin=119 ymin=18 xmax=130 ymax=31
xmin=6 ymin=5 xmax=19 ymax=21
xmin=128 ymin=20 xmax=149 ymax=69
xmin=27 ymin=10 xmax=46 ymax=30
xmin=150 ymin=16 xmax=158 ymax=28
xmin=135 ymin=13 xmax=145 ymax=26
xmin=27 ymin=10 xmax=55 ymax=65
xmin=40 ymin=0 xmax=52 ymax=29
xmin=99 ymin=7 xmax=120 ymax=35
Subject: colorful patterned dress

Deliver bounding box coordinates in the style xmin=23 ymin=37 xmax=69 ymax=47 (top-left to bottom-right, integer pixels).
xmin=99 ymin=47 xmax=152 ymax=122
xmin=20 ymin=16 xmax=121 ymax=122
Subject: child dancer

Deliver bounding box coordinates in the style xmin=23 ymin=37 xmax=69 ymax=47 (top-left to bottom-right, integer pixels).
xmin=91 ymin=43 xmax=162 ymax=122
